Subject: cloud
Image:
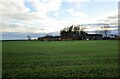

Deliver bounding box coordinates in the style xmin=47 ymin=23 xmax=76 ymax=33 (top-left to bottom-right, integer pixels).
xmin=63 ymin=0 xmax=119 ymax=2
xmin=83 ymin=11 xmax=118 ymax=32
xmin=64 ymin=0 xmax=90 ymax=3
xmin=96 ymin=11 xmax=118 ymax=26
xmin=67 ymin=8 xmax=87 ymax=17
xmin=29 ymin=0 xmax=62 ymax=14
xmin=0 ymin=0 xmax=118 ymax=39
xmin=0 ymin=0 xmax=64 ymax=33
xmin=0 ymin=0 xmax=30 ymax=14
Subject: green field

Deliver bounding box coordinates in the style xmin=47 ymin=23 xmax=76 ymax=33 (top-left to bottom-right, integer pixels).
xmin=2 ymin=40 xmax=118 ymax=78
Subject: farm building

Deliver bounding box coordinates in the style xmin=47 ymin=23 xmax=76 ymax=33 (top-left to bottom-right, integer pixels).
xmin=38 ymin=36 xmax=61 ymax=41
xmin=86 ymin=34 xmax=103 ymax=40
xmin=61 ymin=36 xmax=81 ymax=41
xmin=61 ymin=34 xmax=103 ymax=40
xmin=61 ymin=36 xmax=73 ymax=41
xmin=38 ymin=34 xmax=103 ymax=41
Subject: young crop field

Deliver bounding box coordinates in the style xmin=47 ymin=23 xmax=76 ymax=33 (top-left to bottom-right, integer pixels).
xmin=2 ymin=40 xmax=118 ymax=78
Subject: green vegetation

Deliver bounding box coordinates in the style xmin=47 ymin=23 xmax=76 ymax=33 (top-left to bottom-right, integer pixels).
xmin=2 ymin=40 xmax=118 ymax=78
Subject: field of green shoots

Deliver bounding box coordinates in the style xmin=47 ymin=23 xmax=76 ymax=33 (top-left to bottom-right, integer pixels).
xmin=2 ymin=40 xmax=118 ymax=78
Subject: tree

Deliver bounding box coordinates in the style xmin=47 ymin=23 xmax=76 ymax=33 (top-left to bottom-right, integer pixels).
xmin=27 ymin=36 xmax=31 ymax=40
xmin=68 ymin=25 xmax=74 ymax=36
xmin=78 ymin=25 xmax=87 ymax=39
xmin=101 ymin=24 xmax=110 ymax=37
xmin=73 ymin=25 xmax=80 ymax=36
xmin=60 ymin=24 xmax=87 ymax=39
xmin=60 ymin=27 xmax=68 ymax=36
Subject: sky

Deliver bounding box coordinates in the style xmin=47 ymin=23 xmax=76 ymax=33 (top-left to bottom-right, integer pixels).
xmin=0 ymin=0 xmax=119 ymax=40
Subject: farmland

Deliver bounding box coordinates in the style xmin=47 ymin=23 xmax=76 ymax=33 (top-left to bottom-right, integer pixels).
xmin=2 ymin=40 xmax=118 ymax=78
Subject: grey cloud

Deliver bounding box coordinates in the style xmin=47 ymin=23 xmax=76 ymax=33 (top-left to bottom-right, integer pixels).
xmin=107 ymin=16 xmax=118 ymax=19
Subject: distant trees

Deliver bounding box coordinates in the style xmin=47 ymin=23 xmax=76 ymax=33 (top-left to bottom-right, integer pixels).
xmin=60 ymin=24 xmax=87 ymax=39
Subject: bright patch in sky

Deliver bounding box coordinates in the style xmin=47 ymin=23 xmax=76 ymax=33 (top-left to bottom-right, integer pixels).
xmin=0 ymin=0 xmax=119 ymax=40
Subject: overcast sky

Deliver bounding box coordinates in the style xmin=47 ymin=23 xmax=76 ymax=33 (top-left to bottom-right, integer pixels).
xmin=0 ymin=0 xmax=119 ymax=40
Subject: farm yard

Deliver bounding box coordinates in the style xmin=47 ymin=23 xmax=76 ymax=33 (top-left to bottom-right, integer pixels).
xmin=2 ymin=40 xmax=118 ymax=78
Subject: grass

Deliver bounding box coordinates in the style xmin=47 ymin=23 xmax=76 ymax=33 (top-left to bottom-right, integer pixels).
xmin=2 ymin=40 xmax=118 ymax=78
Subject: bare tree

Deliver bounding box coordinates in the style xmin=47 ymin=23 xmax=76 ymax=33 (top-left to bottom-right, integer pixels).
xmin=101 ymin=24 xmax=110 ymax=37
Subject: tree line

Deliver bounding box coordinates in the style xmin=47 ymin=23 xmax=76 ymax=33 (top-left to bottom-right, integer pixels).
xmin=60 ymin=24 xmax=111 ymax=37
xmin=28 ymin=24 xmax=114 ymax=40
